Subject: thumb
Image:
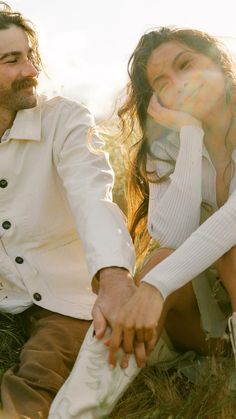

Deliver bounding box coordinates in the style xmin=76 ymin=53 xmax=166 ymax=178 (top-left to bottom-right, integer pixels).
xmin=92 ymin=304 xmax=107 ymax=339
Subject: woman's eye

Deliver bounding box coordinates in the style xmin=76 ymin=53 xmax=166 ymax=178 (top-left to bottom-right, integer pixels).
xmin=180 ymin=60 xmax=191 ymax=70
xmin=158 ymin=82 xmax=168 ymax=93
xmin=6 ymin=60 xmax=17 ymax=64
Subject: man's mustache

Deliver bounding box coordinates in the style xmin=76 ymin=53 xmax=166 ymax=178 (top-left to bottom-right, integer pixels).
xmin=12 ymin=78 xmax=38 ymax=92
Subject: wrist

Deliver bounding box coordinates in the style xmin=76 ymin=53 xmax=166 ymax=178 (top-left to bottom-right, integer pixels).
xmin=97 ymin=266 xmax=130 ymax=284
xmin=140 ymin=282 xmax=164 ymax=300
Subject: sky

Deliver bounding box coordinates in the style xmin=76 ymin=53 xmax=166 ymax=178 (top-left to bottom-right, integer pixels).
xmin=8 ymin=0 xmax=236 ymax=117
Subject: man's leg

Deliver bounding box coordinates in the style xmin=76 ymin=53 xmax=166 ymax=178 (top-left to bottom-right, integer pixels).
xmin=1 ymin=305 xmax=91 ymax=419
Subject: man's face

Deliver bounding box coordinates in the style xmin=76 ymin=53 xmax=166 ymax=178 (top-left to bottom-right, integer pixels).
xmin=0 ymin=25 xmax=38 ymax=112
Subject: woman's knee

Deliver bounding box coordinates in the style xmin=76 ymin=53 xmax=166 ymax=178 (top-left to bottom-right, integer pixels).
xmin=217 ymin=245 xmax=236 ymax=277
xmin=166 ymin=281 xmax=198 ymax=314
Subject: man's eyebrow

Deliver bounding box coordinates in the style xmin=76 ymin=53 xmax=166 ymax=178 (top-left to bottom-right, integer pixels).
xmin=0 ymin=47 xmax=33 ymax=61
xmin=0 ymin=51 xmax=21 ymax=60
xmin=151 ymin=49 xmax=193 ymax=87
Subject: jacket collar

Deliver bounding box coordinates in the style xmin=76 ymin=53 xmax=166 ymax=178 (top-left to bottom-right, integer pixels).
xmin=8 ymin=94 xmax=43 ymax=142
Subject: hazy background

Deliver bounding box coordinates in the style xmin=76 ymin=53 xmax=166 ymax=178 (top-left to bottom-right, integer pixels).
xmin=9 ymin=0 xmax=236 ymax=118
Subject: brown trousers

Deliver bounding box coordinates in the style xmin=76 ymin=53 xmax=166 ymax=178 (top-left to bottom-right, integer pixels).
xmin=0 ymin=305 xmax=91 ymax=419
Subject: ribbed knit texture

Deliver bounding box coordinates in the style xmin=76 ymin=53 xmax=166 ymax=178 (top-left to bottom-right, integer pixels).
xmin=143 ymin=125 xmax=236 ymax=299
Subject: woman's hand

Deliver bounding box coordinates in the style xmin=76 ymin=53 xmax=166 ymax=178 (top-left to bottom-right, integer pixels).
xmin=147 ymin=93 xmax=202 ymax=132
xmin=108 ymin=282 xmax=164 ymax=368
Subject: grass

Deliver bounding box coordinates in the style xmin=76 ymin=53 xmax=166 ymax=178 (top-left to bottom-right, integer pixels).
xmin=110 ymin=355 xmax=236 ymax=418
xmin=0 ymin=312 xmax=26 ymax=379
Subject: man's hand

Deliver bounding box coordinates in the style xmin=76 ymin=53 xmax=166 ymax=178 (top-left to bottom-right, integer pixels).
xmin=108 ymin=282 xmax=164 ymax=368
xmin=92 ymin=267 xmax=136 ymax=339
xmin=148 ymin=93 xmax=202 ymax=132
xmin=92 ymin=267 xmax=149 ymax=368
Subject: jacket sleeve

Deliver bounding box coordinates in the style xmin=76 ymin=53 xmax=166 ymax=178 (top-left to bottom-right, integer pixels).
xmin=147 ymin=125 xmax=204 ymax=248
xmin=53 ymin=100 xmax=135 ymax=278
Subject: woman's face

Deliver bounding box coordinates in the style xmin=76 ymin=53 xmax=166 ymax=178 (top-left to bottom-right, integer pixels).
xmin=146 ymin=41 xmax=226 ymax=120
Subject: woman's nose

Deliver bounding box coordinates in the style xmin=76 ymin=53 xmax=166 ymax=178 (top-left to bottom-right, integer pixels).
xmin=176 ymin=78 xmax=188 ymax=93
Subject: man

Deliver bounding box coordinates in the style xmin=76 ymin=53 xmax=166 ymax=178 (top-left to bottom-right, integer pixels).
xmin=0 ymin=3 xmax=136 ymax=418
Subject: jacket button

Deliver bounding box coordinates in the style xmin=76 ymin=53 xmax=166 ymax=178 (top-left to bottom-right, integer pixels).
xmin=0 ymin=179 xmax=8 ymax=188
xmin=33 ymin=293 xmax=42 ymax=301
xmin=2 ymin=221 xmax=11 ymax=230
xmin=15 ymin=256 xmax=24 ymax=264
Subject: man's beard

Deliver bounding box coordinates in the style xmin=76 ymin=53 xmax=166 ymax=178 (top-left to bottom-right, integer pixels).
xmin=0 ymin=77 xmax=38 ymax=111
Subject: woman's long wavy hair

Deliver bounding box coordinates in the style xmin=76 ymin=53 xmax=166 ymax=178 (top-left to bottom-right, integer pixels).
xmin=0 ymin=2 xmax=41 ymax=70
xmin=118 ymin=26 xmax=236 ymax=260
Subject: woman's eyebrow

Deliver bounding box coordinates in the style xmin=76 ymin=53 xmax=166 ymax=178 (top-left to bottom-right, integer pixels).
xmin=172 ymin=49 xmax=193 ymax=67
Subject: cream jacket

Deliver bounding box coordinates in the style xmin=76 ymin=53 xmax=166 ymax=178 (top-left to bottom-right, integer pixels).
xmin=0 ymin=95 xmax=135 ymax=318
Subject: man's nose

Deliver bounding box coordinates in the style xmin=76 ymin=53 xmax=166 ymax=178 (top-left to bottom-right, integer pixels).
xmin=21 ymin=60 xmax=39 ymax=78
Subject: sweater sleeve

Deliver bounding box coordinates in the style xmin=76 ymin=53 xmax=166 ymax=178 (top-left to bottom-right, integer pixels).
xmin=148 ymin=125 xmax=204 ymax=247
xmin=142 ymin=186 xmax=236 ymax=299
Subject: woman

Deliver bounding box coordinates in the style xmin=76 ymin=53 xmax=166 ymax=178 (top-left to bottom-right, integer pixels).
xmin=49 ymin=27 xmax=236 ymax=418
xmin=108 ymin=26 xmax=236 ymax=367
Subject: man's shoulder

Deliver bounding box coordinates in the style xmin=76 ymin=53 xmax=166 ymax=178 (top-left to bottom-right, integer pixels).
xmin=39 ymin=95 xmax=89 ymax=114
xmin=39 ymin=95 xmax=95 ymax=130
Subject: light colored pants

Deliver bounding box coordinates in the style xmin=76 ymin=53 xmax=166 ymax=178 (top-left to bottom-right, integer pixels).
xmin=49 ymin=323 xmax=179 ymax=419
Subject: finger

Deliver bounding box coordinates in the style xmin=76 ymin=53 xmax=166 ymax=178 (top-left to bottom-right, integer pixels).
xmin=120 ymin=352 xmax=129 ymax=369
xmin=92 ymin=305 xmax=107 ymax=339
xmin=145 ymin=332 xmax=158 ymax=356
xmin=136 ymin=323 xmax=156 ymax=343
xmin=123 ymin=326 xmax=135 ymax=353
xmin=136 ymin=328 xmax=145 ymax=343
xmin=147 ymin=95 xmax=177 ymax=130
xmin=108 ymin=325 xmax=123 ymax=367
xmin=134 ymin=341 xmax=147 ymax=368
xmin=147 ymin=95 xmax=162 ymax=117
xmin=144 ymin=325 xmax=156 ymax=342
xmin=103 ymin=336 xmax=111 ymax=347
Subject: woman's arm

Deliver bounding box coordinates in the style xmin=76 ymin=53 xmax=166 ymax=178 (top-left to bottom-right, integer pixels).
xmin=148 ymin=125 xmax=204 ymax=247
xmin=143 ymin=187 xmax=236 ymax=298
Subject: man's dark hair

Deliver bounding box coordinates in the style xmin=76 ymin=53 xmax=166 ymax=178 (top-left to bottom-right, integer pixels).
xmin=0 ymin=2 xmax=41 ymax=69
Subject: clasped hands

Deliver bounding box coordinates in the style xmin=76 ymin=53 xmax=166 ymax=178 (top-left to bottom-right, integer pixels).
xmin=92 ymin=266 xmax=164 ymax=369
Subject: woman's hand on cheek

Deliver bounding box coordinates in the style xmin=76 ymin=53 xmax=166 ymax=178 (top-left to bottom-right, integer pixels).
xmin=147 ymin=93 xmax=202 ymax=132
xmin=107 ymin=282 xmax=164 ymax=368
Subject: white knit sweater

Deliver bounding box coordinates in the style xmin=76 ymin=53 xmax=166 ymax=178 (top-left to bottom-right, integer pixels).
xmin=142 ymin=125 xmax=236 ymax=299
